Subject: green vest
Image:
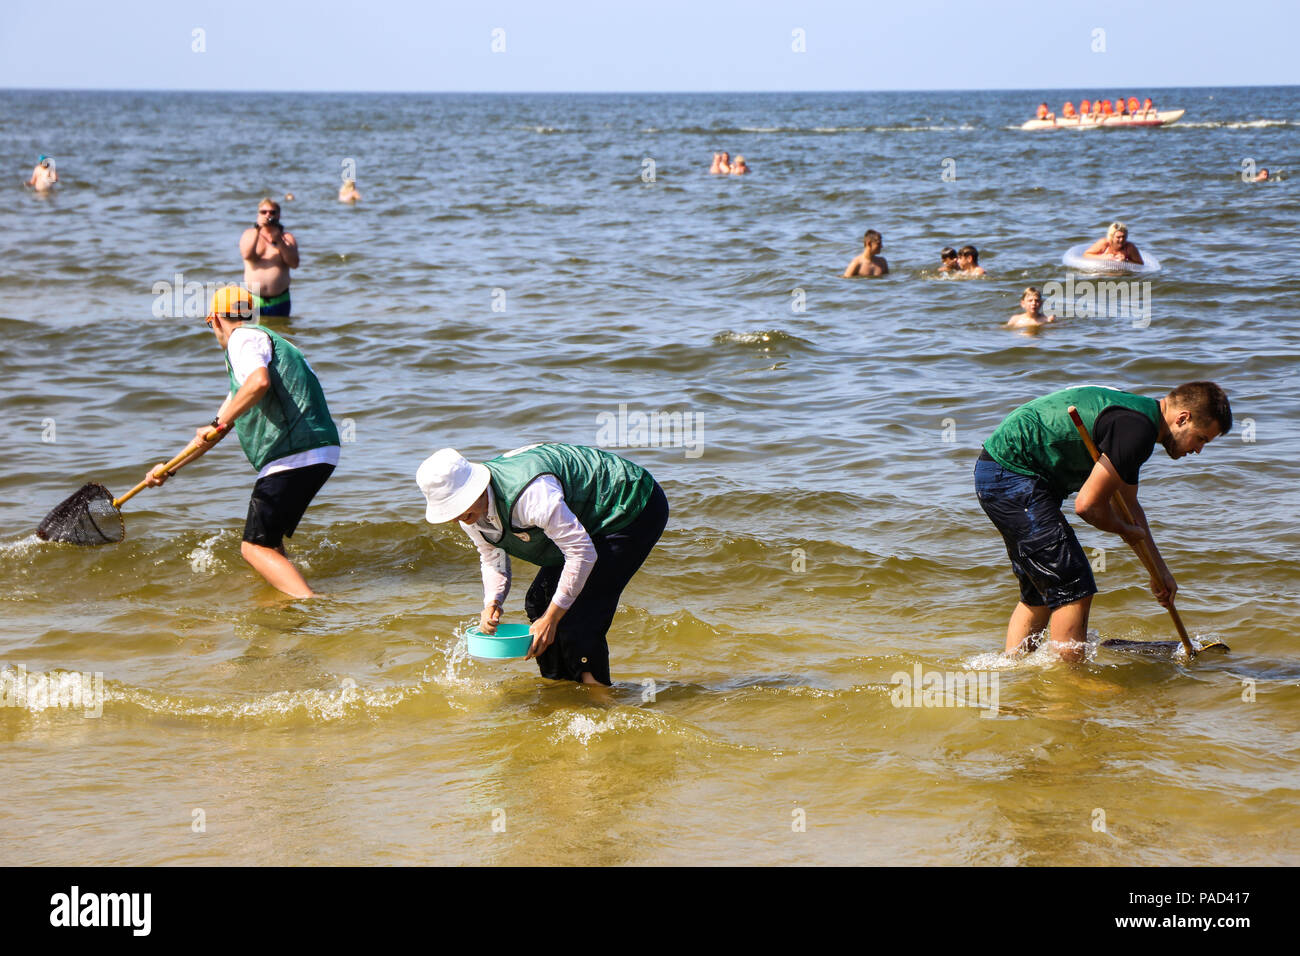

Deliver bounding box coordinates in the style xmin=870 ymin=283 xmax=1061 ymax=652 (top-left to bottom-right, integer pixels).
xmin=984 ymin=386 xmax=1160 ymax=498
xmin=482 ymin=443 xmax=655 ymax=566
xmin=224 ymin=325 xmax=340 ymax=471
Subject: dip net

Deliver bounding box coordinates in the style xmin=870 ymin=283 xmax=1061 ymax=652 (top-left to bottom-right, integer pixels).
xmin=36 ymin=483 xmax=125 ymax=545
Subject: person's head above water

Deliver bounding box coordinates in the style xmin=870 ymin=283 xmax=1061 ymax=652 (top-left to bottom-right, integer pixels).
xmin=863 ymin=229 xmax=882 ymax=252
xmin=416 ymin=449 xmax=492 ymax=525
xmin=1107 ymin=221 xmax=1129 ymax=244
xmin=1160 ymin=381 xmax=1232 ymax=459
xmin=1020 ymin=287 xmax=1043 ymax=314
xmin=941 ymin=246 xmax=957 ymax=262
xmin=958 ymin=245 xmax=979 ymax=265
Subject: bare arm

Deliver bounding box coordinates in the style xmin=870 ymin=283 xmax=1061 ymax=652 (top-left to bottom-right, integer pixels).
xmin=1082 ymin=238 xmax=1108 ymax=257
xmin=239 ymin=227 xmax=259 ymax=263
xmin=843 ymin=257 xmax=860 ymax=278
xmin=1074 ymin=457 xmax=1144 ymax=541
xmin=277 ymin=231 xmax=300 ymax=269
xmin=1126 ymin=243 xmax=1144 ymax=265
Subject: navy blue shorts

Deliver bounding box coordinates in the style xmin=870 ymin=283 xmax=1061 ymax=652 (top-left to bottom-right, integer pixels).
xmin=974 ymin=453 xmax=1096 ymax=610
xmin=244 ymin=463 xmax=333 ymax=549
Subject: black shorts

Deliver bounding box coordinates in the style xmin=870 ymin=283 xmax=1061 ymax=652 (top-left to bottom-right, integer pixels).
xmin=524 ymin=481 xmax=669 ymax=685
xmin=974 ymin=453 xmax=1096 ymax=610
xmin=243 ymin=463 xmax=334 ymax=549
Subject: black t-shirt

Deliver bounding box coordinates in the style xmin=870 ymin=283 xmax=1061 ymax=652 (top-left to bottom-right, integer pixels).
xmin=1093 ymin=407 xmax=1158 ymax=485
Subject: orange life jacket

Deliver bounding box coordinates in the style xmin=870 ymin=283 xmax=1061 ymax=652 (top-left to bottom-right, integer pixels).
xmin=1128 ymin=97 xmax=1140 ymax=112
xmin=1101 ymin=100 xmax=1113 ymax=114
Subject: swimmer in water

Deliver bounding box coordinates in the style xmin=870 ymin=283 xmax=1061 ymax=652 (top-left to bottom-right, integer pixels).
xmin=338 ymin=179 xmax=361 ymax=202
xmin=285 ymin=192 xmax=295 ymax=201
xmin=730 ymin=156 xmax=749 ymax=175
xmin=843 ymin=229 xmax=889 ymax=278
xmin=1007 ymin=287 xmax=1056 ymax=329
xmin=26 ymin=156 xmax=58 ymax=192
xmin=239 ymin=198 xmax=299 ymax=317
xmin=957 ymin=245 xmax=985 ymax=276
xmin=1254 ymin=168 xmax=1270 ymax=182
xmin=710 ymin=151 xmax=731 ymax=175
xmin=939 ymin=247 xmax=959 ymax=272
xmin=1084 ymin=221 xmax=1143 ymax=264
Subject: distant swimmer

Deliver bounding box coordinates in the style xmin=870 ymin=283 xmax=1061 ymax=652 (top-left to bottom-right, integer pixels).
xmin=710 ymin=151 xmax=732 ymax=174
xmin=730 ymin=156 xmax=749 ymax=175
xmin=843 ymin=229 xmax=889 ymax=278
xmin=338 ymin=179 xmax=361 ymax=202
xmin=939 ymin=247 xmax=959 ymax=272
xmin=416 ymin=443 xmax=669 ymax=687
xmin=975 ymin=382 xmax=1232 ymax=661
xmin=284 ymin=192 xmax=295 ymax=201
xmin=239 ymin=198 xmax=298 ymax=317
xmin=143 ymin=286 xmax=340 ymax=599
xmin=1007 ymin=287 xmax=1055 ymax=329
xmin=1254 ymin=168 xmax=1270 ymax=182
xmin=1084 ymin=221 xmax=1143 ymax=264
xmin=957 ymin=245 xmax=985 ymax=276
xmin=26 ymin=155 xmax=58 ymax=192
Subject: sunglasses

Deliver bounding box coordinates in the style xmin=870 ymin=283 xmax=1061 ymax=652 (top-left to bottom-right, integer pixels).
xmin=259 ymin=210 xmax=278 ymax=217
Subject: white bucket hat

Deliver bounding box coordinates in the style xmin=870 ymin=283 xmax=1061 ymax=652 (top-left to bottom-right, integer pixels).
xmin=416 ymin=448 xmax=491 ymax=524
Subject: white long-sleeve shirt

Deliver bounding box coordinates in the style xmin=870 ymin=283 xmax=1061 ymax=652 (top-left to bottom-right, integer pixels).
xmin=460 ymin=476 xmax=597 ymax=610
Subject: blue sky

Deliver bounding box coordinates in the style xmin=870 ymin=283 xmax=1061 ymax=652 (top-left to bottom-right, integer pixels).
xmin=2 ymin=0 xmax=1296 ymax=92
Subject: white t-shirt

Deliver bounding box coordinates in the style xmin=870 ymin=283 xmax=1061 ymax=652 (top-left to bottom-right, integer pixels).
xmin=460 ymin=477 xmax=598 ymax=610
xmin=226 ymin=326 xmax=341 ymax=479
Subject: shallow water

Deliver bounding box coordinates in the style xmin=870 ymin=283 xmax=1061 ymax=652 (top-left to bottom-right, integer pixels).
xmin=2 ymin=87 xmax=1298 ymax=865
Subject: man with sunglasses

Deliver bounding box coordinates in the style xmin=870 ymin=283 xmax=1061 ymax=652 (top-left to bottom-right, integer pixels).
xmin=143 ymin=286 xmax=339 ymax=598
xmin=239 ymin=198 xmax=298 ymax=317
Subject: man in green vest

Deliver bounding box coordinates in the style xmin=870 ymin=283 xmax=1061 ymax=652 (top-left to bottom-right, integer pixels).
xmin=975 ymin=382 xmax=1231 ymax=661
xmin=417 ymin=443 xmax=669 ymax=686
xmin=143 ymin=285 xmax=340 ymax=598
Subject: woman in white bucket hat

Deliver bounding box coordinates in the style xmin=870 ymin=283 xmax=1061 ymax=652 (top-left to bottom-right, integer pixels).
xmin=418 ymin=442 xmax=668 ymax=686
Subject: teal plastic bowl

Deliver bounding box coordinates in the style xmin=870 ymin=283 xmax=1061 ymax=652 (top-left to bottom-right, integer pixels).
xmin=466 ymin=623 xmax=533 ymax=661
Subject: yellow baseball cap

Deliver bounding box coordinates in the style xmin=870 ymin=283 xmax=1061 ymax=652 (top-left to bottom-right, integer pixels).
xmin=207 ymin=285 xmax=255 ymax=320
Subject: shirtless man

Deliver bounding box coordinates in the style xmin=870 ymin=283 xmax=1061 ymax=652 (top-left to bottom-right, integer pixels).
xmin=843 ymin=229 xmax=889 ymax=278
xmin=1007 ymin=287 xmax=1056 ymax=329
xmin=1084 ymin=221 xmax=1143 ymax=264
xmin=239 ymin=198 xmax=299 ymax=317
xmin=957 ymin=245 xmax=985 ymax=276
xmin=26 ymin=156 xmax=58 ymax=192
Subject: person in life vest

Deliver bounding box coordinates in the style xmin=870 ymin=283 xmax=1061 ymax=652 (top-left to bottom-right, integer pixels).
xmin=1127 ymin=96 xmax=1140 ymax=115
xmin=1036 ymin=103 xmax=1054 ymax=122
xmin=1101 ymin=99 xmax=1114 ymax=116
xmin=144 ymin=285 xmax=340 ymax=598
xmin=1142 ymin=97 xmax=1154 ymax=115
xmin=1115 ymin=96 xmax=1127 ymax=116
xmin=1061 ymin=102 xmax=1077 ymax=120
xmin=975 ymin=383 xmax=1232 ymax=661
xmin=417 ymin=443 xmax=669 ymax=686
